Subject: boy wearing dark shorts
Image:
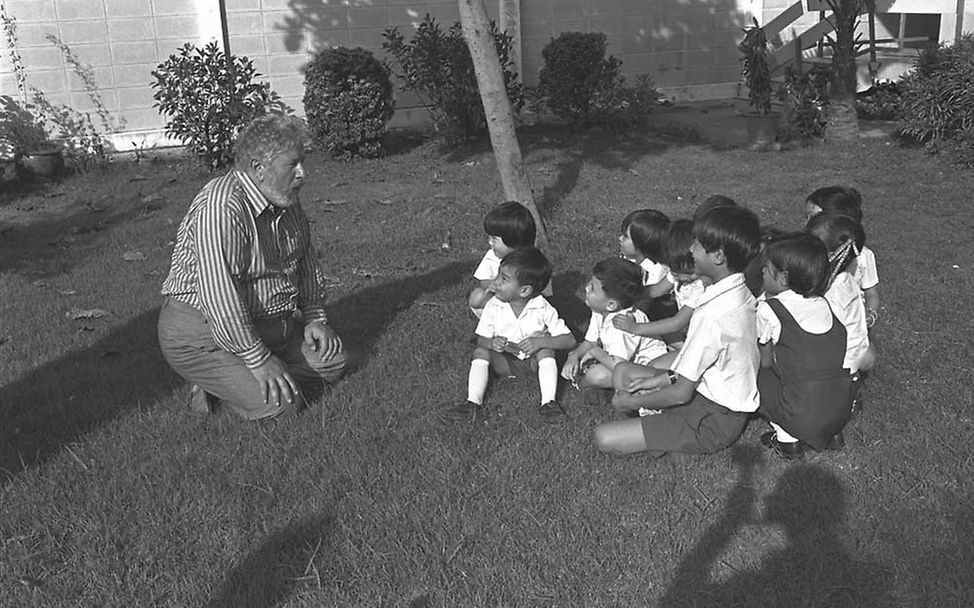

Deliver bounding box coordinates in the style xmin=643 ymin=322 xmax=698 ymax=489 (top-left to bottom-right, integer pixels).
xmin=595 ymin=206 xmax=761 ymax=456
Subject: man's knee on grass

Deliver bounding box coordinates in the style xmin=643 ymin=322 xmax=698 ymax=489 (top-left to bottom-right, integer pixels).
xmin=578 ymin=362 xmax=614 ymax=389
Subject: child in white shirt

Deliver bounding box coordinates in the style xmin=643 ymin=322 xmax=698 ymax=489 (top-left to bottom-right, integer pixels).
xmin=805 ymin=185 xmax=881 ymax=327
xmin=446 ymin=247 xmax=577 ymax=422
xmin=561 ymin=258 xmax=667 ymax=400
xmin=595 ymin=206 xmax=762 ymax=457
xmin=619 ymin=209 xmax=671 ymax=300
xmin=806 ymin=212 xmax=875 ymax=374
xmin=469 ymin=201 xmax=538 ymax=318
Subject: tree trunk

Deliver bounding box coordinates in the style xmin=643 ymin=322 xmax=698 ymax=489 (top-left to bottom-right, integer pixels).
xmin=457 ymin=0 xmax=547 ymax=245
xmin=825 ymin=0 xmax=861 ymax=141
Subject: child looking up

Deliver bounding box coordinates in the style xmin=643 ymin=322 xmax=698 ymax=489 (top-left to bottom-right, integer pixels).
xmin=806 ymin=213 xmax=874 ymax=374
xmin=595 ymin=206 xmax=761 ymax=457
xmin=446 ymin=247 xmax=577 ymax=422
xmin=756 ymin=233 xmax=853 ymax=459
xmin=805 ymin=185 xmax=880 ymax=327
xmin=469 ymin=201 xmax=538 ymax=318
xmin=561 ymin=257 xmax=667 ymax=397
xmin=613 ymin=219 xmax=708 ymax=363
xmin=619 ymin=209 xmax=671 ymax=292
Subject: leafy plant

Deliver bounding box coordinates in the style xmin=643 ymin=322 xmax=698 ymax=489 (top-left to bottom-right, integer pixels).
xmin=778 ymin=64 xmax=830 ymax=141
xmin=382 ymin=14 xmax=522 ymax=142
xmin=897 ymin=35 xmax=974 ymax=165
xmin=530 ymin=32 xmax=660 ymax=127
xmin=738 ymin=18 xmax=774 ymax=115
xmin=1 ymin=7 xmax=115 ymax=172
xmin=855 ymin=80 xmax=903 ymax=121
xmin=303 ymin=47 xmax=394 ymax=160
xmin=152 ymin=41 xmax=289 ymax=169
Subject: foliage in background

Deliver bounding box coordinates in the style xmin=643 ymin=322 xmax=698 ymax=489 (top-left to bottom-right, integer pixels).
xmin=534 ymin=32 xmax=660 ymax=126
xmin=855 ymin=80 xmax=903 ymax=121
xmin=0 ymin=6 xmax=115 ymax=172
xmin=152 ymin=42 xmax=289 ymax=169
xmin=896 ymin=35 xmax=974 ymax=166
xmin=778 ymin=64 xmax=830 ymax=141
xmin=382 ymin=14 xmax=522 ymax=143
xmin=303 ymin=47 xmax=394 ymax=160
xmin=738 ymin=18 xmax=775 ymax=115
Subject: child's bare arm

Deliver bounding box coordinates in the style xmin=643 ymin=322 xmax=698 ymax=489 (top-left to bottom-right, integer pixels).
xmin=614 ymin=307 xmax=694 ymax=337
xmin=759 ymin=342 xmax=774 ymax=368
xmin=863 ymin=286 xmax=880 ymax=326
xmin=645 ymin=277 xmax=674 ymax=300
xmin=519 ymin=332 xmax=576 ymax=356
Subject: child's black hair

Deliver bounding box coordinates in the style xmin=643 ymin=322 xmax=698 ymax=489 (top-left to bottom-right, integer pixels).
xmin=693 ymin=205 xmax=761 ymax=273
xmin=484 ymin=201 xmax=537 ymax=248
xmin=806 ymin=185 xmax=863 ymax=222
xmin=621 ymin=209 xmax=670 ymax=262
xmin=499 ymin=247 xmax=552 ymax=296
xmin=693 ymin=194 xmax=738 ymax=223
xmin=762 ymin=232 xmax=831 ymax=297
xmin=663 ymin=219 xmax=695 ymax=274
xmin=592 ymin=257 xmax=643 ymax=309
xmin=805 ymin=212 xmax=866 ymax=284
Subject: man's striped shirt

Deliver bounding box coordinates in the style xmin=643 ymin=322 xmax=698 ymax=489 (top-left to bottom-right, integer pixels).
xmin=162 ymin=170 xmax=328 ymax=368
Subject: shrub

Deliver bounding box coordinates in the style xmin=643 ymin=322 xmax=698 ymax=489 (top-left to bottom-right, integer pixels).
xmin=778 ymin=64 xmax=830 ymax=141
xmin=856 ymin=80 xmax=904 ymax=121
xmin=152 ymin=42 xmax=289 ymax=169
xmin=897 ymin=35 xmax=974 ymax=164
xmin=536 ymin=32 xmax=659 ymax=126
xmin=382 ymin=14 xmax=522 ymax=142
xmin=303 ymin=47 xmax=394 ymax=160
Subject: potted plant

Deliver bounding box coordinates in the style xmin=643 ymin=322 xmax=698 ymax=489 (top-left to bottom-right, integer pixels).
xmin=738 ymin=18 xmax=781 ymax=150
xmin=0 ymin=94 xmax=63 ymax=179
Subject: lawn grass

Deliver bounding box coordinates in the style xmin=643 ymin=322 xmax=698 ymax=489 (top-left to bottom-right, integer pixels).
xmin=1 ymin=123 xmax=973 ymax=607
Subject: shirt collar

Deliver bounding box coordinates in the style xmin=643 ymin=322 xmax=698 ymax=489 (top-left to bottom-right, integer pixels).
xmin=697 ymin=273 xmax=746 ymax=307
xmin=233 ymin=169 xmax=275 ymax=216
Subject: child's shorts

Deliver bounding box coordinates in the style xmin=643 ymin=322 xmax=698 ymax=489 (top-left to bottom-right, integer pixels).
xmin=490 ymin=351 xmax=536 ymax=379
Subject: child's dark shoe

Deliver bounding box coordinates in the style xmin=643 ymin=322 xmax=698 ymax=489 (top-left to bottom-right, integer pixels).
xmin=826 ymin=432 xmax=845 ymax=451
xmin=441 ymin=400 xmax=484 ymax=422
xmin=761 ymin=431 xmax=804 ymax=460
xmin=539 ymin=400 xmax=567 ymax=421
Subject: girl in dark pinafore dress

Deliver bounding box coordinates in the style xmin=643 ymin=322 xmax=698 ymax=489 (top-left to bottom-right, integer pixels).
xmin=756 ymin=234 xmax=853 ymax=459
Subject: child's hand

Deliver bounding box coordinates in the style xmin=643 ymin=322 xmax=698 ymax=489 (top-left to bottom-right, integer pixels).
xmin=612 ymin=313 xmax=637 ymax=334
xmin=561 ymin=354 xmax=580 ymax=380
xmin=627 ymin=372 xmax=667 ymax=393
xmin=515 ymin=334 xmax=545 ymax=357
xmin=490 ymin=336 xmax=507 ymax=352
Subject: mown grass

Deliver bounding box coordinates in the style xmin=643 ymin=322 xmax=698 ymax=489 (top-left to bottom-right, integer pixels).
xmin=1 ymin=122 xmax=972 ymax=607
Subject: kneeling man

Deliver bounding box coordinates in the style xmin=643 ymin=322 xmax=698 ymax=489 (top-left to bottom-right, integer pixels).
xmin=158 ymin=114 xmax=346 ymax=420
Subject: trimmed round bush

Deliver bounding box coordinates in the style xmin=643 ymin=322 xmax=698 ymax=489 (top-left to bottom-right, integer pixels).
xmin=303 ymin=47 xmax=394 ymax=159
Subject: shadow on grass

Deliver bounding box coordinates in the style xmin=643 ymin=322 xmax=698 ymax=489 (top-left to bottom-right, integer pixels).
xmin=660 ymin=446 xmax=894 ymax=607
xmin=0 ymin=259 xmax=474 ymax=482
xmin=206 ymin=514 xmax=335 ymax=608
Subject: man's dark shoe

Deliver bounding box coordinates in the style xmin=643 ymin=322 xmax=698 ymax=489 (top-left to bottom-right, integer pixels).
xmin=187 ymin=384 xmax=213 ymax=415
xmin=760 ymin=430 xmax=804 ymax=460
xmin=441 ymin=400 xmax=484 ymax=422
xmin=539 ymin=400 xmax=567 ymax=421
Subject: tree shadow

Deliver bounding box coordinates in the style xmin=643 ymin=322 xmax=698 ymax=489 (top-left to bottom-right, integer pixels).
xmin=0 ymin=259 xmax=474 ymax=482
xmin=206 ymin=514 xmax=335 ymax=608
xmin=660 ymin=446 xmax=894 ymax=607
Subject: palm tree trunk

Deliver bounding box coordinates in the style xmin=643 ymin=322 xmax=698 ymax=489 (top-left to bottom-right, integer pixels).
xmin=825 ymin=0 xmax=862 ymax=141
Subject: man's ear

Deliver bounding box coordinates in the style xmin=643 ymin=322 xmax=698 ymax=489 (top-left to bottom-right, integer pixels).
xmin=249 ymin=157 xmax=263 ymax=181
xmin=606 ymin=299 xmax=620 ymax=312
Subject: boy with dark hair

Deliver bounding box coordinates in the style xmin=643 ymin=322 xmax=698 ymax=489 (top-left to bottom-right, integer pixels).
xmin=562 ymin=258 xmax=667 ymax=398
xmin=446 ymin=247 xmax=577 ymax=421
xmin=469 ymin=201 xmax=542 ymax=317
xmin=595 ymin=206 xmax=762 ymax=456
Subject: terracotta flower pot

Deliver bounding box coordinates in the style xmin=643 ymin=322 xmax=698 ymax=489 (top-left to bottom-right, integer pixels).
xmin=20 ymin=146 xmax=64 ymax=178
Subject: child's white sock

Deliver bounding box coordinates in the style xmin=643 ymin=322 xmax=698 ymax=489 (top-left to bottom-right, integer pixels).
xmin=467 ymin=359 xmax=490 ymax=404
xmin=537 ymin=357 xmax=558 ymax=404
xmin=771 ymin=422 xmax=799 ymax=443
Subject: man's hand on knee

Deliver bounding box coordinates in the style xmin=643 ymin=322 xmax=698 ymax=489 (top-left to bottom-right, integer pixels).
xmin=304 ymin=320 xmax=343 ymax=361
xmin=251 ymin=355 xmax=300 ymax=406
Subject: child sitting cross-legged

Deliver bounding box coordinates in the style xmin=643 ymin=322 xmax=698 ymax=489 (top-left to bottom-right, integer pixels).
xmin=560 ymin=257 xmax=668 ymax=405
xmin=612 ymin=219 xmax=709 ymax=368
xmin=594 ymin=206 xmax=762 ymax=457
xmin=445 ymin=247 xmax=577 ymax=422
xmin=756 ymin=233 xmax=854 ymax=460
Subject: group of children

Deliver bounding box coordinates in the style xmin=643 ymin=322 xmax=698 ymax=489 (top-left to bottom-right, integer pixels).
xmin=443 ymin=188 xmax=878 ymax=460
